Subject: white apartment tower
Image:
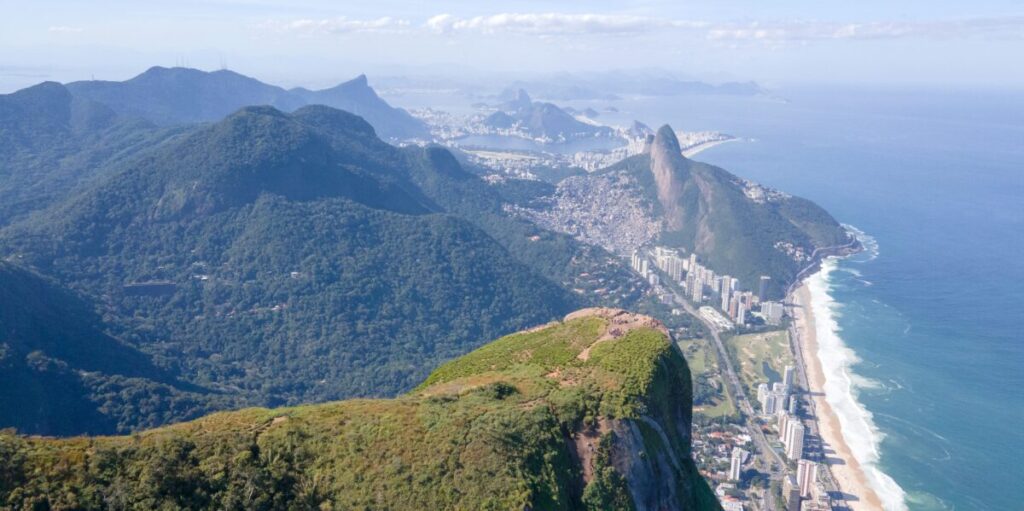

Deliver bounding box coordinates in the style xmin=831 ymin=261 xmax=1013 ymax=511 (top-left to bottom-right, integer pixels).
xmin=729 ymin=447 xmax=744 ymax=481
xmin=784 ymin=421 xmax=805 ymax=460
xmin=796 ymin=459 xmax=817 ymax=498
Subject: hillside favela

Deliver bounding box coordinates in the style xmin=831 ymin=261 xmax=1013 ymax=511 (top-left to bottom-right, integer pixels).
xmin=1 ymin=3 xmax=1021 ymax=511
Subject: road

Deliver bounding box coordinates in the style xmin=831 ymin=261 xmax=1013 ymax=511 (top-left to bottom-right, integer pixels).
xmin=673 ymin=293 xmax=788 ymax=478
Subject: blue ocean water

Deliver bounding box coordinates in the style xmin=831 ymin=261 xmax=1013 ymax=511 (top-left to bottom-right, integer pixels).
xmin=596 ymin=88 xmax=1023 ymax=510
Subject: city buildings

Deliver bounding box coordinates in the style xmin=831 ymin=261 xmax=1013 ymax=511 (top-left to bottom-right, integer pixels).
xmin=784 ymin=420 xmax=805 ymax=460
xmin=796 ymin=459 xmax=817 ymax=498
xmin=762 ymin=392 xmax=779 ymax=415
xmin=783 ymin=365 xmax=795 ymax=386
xmin=721 ymin=499 xmax=745 ymax=511
xmin=653 ymin=247 xmax=684 ymax=281
xmin=761 ymin=300 xmax=784 ymax=325
xmin=783 ymin=475 xmax=801 ymax=511
xmin=643 ymin=246 xmax=759 ymax=326
xmin=759 ymin=275 xmax=771 ymax=301
xmin=729 ymin=447 xmax=746 ymax=481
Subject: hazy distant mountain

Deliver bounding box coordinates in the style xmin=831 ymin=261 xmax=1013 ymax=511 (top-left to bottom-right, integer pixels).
xmin=629 ymin=120 xmax=655 ymax=138
xmin=66 ymin=67 xmax=428 ymax=140
xmin=484 ymin=89 xmax=616 ymax=141
xmin=2 ymin=309 xmax=720 ymax=511
xmin=504 ymin=71 xmax=765 ymax=99
xmin=498 ymin=83 xmax=620 ymax=101
xmin=0 ymin=105 xmax=600 ymax=431
xmin=290 ymin=74 xmax=428 ymax=139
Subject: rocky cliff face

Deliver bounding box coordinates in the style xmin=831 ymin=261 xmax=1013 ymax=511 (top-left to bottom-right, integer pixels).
xmin=0 ymin=308 xmax=720 ymax=511
xmin=649 ymin=125 xmax=691 ymax=232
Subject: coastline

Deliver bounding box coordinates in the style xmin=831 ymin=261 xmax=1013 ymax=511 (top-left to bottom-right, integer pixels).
xmin=790 ymin=269 xmax=888 ymax=511
xmin=681 ymin=137 xmax=738 ymax=158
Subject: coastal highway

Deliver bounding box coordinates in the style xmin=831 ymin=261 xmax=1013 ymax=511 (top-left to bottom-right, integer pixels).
xmin=674 ymin=293 xmax=788 ymax=477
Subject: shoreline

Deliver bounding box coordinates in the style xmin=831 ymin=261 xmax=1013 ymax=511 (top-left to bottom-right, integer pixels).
xmin=681 ymin=137 xmax=738 ymax=158
xmin=790 ymin=273 xmax=887 ymax=511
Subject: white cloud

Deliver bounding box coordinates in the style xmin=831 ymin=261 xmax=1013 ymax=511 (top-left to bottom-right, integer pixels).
xmin=424 ymin=12 xmax=705 ymax=36
xmin=260 ymin=13 xmax=1024 ymax=42
xmin=260 ymin=16 xmax=410 ymax=35
xmin=48 ymin=26 xmax=84 ymax=34
xmin=706 ymin=17 xmax=1024 ymax=42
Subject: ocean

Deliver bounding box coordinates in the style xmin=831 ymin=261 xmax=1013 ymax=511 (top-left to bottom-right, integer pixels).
xmin=594 ymin=87 xmax=1023 ymax=511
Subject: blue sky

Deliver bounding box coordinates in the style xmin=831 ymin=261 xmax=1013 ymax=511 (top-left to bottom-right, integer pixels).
xmin=2 ymin=1 xmax=1023 ymax=91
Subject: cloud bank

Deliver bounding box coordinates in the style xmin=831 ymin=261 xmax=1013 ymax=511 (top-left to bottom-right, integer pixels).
xmin=260 ymin=16 xmax=410 ymax=35
xmin=260 ymin=13 xmax=1024 ymax=41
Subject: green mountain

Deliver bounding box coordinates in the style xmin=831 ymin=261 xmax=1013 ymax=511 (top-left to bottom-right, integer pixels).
xmin=0 ymin=105 xmax=607 ymax=433
xmin=0 ymin=309 xmax=720 ymax=511
xmin=66 ymin=67 xmax=428 ymax=140
xmin=0 ymin=81 xmax=182 ymax=225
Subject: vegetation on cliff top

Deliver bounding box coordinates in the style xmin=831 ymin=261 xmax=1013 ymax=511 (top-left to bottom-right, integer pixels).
xmin=0 ymin=311 xmax=719 ymax=511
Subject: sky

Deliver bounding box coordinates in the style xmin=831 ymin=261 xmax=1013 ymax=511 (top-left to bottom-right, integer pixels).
xmin=2 ymin=0 xmax=1023 ymax=92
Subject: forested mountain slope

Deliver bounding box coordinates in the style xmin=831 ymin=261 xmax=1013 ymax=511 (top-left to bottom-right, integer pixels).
xmin=0 ymin=106 xmax=582 ymax=431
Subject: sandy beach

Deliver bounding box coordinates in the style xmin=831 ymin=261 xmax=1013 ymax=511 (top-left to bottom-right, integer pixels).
xmin=681 ymin=137 xmax=738 ymax=158
xmin=791 ymin=283 xmax=885 ymax=511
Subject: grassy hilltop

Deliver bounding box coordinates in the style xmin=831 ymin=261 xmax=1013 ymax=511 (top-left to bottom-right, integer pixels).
xmin=0 ymin=309 xmax=720 ymax=511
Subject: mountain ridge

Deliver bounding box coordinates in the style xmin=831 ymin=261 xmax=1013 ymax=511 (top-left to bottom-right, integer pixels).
xmin=66 ymin=66 xmax=428 ymax=140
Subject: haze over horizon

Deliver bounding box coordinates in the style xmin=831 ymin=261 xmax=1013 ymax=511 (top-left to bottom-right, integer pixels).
xmin=3 ymin=0 xmax=1023 ymax=93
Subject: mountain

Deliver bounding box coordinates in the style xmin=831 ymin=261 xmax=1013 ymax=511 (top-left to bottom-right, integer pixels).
xmin=0 ymin=105 xmax=633 ymax=433
xmin=484 ymin=89 xmax=617 ymax=142
xmin=512 ymin=125 xmax=856 ymax=298
xmin=629 ymin=120 xmax=655 ymax=138
xmin=0 ymin=81 xmax=181 ymax=225
xmin=290 ymin=74 xmax=427 ymax=140
xmin=66 ymin=67 xmax=428 ymax=140
xmin=0 ymin=309 xmax=721 ymax=511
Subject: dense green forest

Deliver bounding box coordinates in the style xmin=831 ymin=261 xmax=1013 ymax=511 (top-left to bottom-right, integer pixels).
xmin=0 ymin=105 xmax=641 ymax=435
xmin=0 ymin=262 xmax=230 ymax=435
xmin=0 ymin=311 xmax=720 ymax=511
